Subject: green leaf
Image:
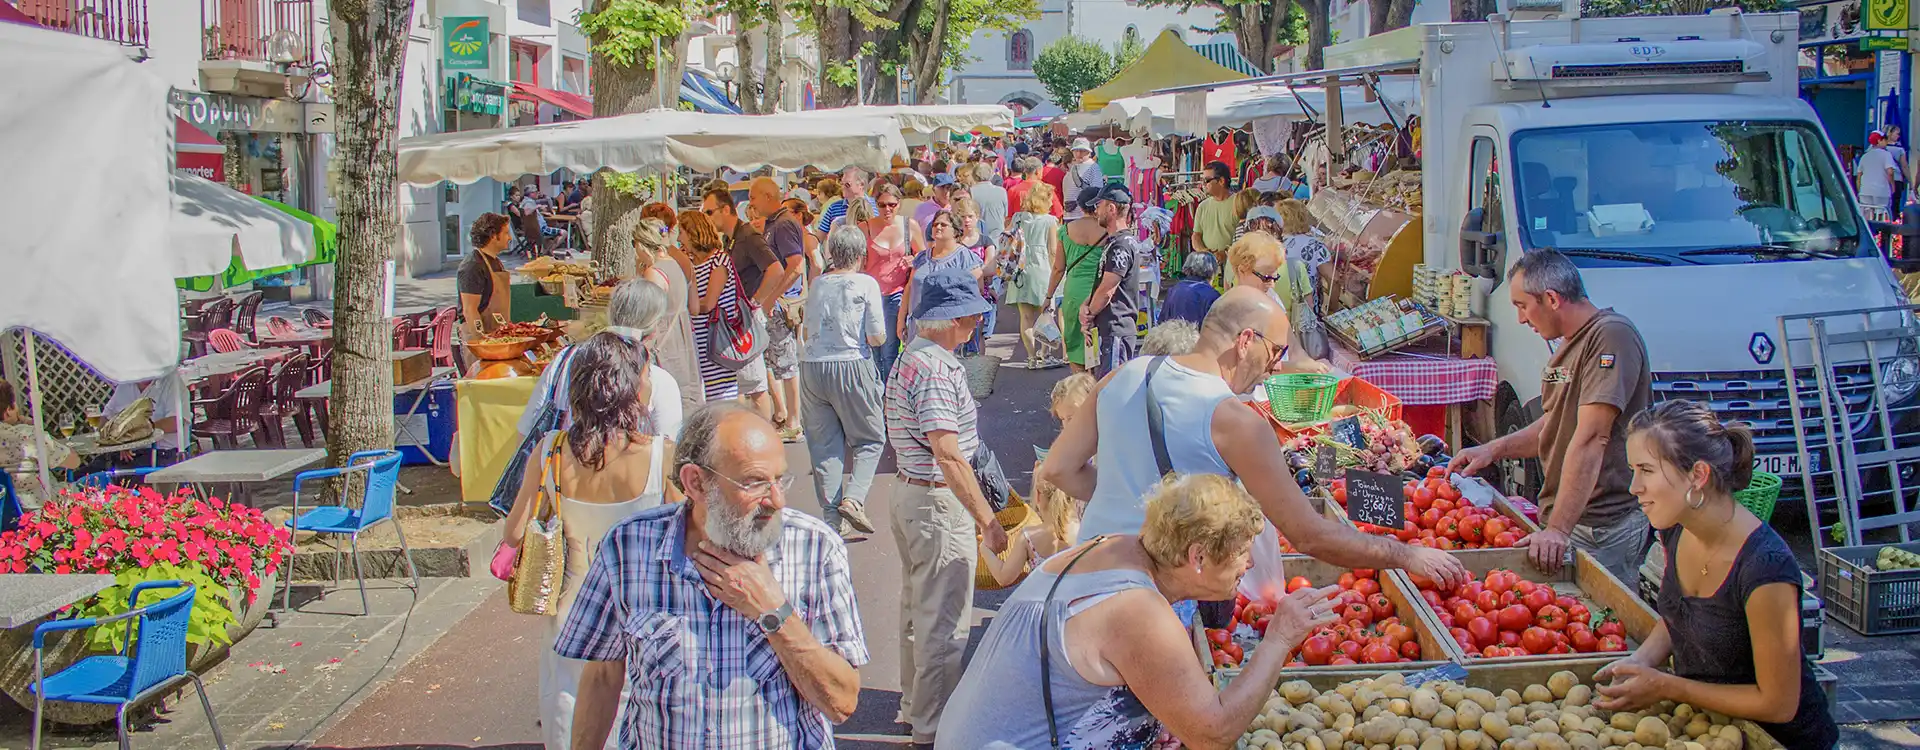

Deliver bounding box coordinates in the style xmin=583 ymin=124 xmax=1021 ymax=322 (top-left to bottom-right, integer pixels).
xmin=1031 ymin=35 xmax=1118 ymax=111
xmin=578 ymin=0 xmax=691 ymax=70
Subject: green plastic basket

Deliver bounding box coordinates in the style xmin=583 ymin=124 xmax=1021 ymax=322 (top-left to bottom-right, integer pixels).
xmin=1263 ymin=373 xmax=1340 ymax=425
xmin=1735 ymin=471 xmax=1781 ymax=522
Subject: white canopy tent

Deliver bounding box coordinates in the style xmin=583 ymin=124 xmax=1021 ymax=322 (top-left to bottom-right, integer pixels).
xmin=1097 ymin=81 xmax=1420 ymax=137
xmin=172 ymin=172 xmax=319 ymax=273
xmin=788 ymin=104 xmax=1017 ymax=146
xmin=395 ymin=109 xmax=913 ymax=186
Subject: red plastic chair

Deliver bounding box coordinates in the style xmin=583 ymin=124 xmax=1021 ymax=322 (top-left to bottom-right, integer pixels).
xmin=207 ymin=328 xmax=250 ymax=354
xmin=302 ymin=309 xmax=333 ymax=328
xmin=257 ymin=352 xmax=311 ymax=448
xmin=231 ymin=291 xmax=265 ymax=342
xmin=392 ymin=318 xmax=417 ymax=350
xmin=190 ymin=367 xmax=271 ymax=451
xmin=427 ymin=307 xmax=458 ymax=366
xmin=266 ymin=317 xmax=298 ymax=338
xmin=183 ymin=297 xmax=235 ymax=357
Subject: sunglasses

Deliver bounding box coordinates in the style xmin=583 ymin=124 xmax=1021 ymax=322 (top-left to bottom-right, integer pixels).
xmin=878 ymin=202 xmax=900 ymax=209
xmin=1249 ymin=329 xmax=1290 ymax=371
xmin=1250 ymin=267 xmax=1282 ymax=285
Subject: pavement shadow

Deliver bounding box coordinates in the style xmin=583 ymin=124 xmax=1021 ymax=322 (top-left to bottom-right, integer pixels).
xmin=291 ymin=746 xmax=541 ymax=750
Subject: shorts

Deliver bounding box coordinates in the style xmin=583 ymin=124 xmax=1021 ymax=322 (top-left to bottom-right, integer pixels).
xmin=1094 ymin=318 xmax=1138 ymax=379
xmin=736 ymin=353 xmax=770 ymax=395
xmin=766 ymin=301 xmax=801 ymax=380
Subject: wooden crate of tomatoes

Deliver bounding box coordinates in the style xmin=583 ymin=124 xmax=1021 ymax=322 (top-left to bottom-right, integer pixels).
xmin=1198 ymin=558 xmax=1454 ymax=686
xmin=1328 ymin=467 xmax=1528 ymax=550
xmin=1404 ymin=548 xmax=1659 ymax=668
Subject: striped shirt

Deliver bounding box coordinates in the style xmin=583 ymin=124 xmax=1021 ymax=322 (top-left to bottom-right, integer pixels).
xmin=553 ymin=503 xmax=869 ymax=750
xmin=692 ymin=253 xmax=743 ymax=401
xmin=813 ymin=196 xmax=879 ymax=235
xmin=883 ymin=336 xmax=979 ymax=481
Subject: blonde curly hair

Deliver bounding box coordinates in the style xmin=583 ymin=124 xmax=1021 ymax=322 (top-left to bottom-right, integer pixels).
xmin=1139 ymin=473 xmax=1265 ymax=569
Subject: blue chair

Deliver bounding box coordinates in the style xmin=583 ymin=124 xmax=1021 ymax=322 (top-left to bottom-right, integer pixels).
xmin=73 ymin=467 xmax=163 ymax=491
xmin=281 ymin=450 xmax=418 ymax=615
xmin=29 ymin=581 xmax=226 ymax=750
xmin=1 ymin=469 xmax=19 ymax=534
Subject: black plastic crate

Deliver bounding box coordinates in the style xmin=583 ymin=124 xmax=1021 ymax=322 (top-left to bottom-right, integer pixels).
xmin=1801 ymin=572 xmax=1825 ymax=661
xmin=1817 ymin=542 xmax=1920 ymax=636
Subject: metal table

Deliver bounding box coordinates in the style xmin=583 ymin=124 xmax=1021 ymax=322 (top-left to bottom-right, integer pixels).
xmin=66 ymin=431 xmax=160 ymax=457
xmin=143 ymin=448 xmax=326 ymax=485
xmin=180 ymin=348 xmax=295 ymax=384
xmin=0 ymin=574 xmax=115 ymax=628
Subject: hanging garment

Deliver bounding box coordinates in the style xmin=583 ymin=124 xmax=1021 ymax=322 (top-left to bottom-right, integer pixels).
xmin=1201 ymin=133 xmax=1236 ymax=173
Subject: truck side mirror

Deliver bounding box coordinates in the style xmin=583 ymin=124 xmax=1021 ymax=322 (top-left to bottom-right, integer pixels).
xmin=1458 ymin=208 xmax=1503 ymax=280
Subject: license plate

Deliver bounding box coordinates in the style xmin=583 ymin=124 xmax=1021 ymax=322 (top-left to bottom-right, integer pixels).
xmin=1755 ymin=452 xmax=1819 ymax=477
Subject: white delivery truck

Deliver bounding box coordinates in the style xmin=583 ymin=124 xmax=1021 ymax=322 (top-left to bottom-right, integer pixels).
xmin=1297 ymin=12 xmax=1919 ymax=513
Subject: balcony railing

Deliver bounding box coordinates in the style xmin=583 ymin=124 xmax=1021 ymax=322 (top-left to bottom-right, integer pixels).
xmin=201 ymin=0 xmax=314 ymax=65
xmin=15 ymin=0 xmax=149 ymax=48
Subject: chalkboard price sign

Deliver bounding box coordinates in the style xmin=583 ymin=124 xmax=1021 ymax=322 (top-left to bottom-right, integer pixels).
xmin=1314 ymin=445 xmax=1338 ymax=480
xmin=1330 ymin=416 xmax=1366 ymax=450
xmin=1344 ymin=468 xmax=1407 ymax=529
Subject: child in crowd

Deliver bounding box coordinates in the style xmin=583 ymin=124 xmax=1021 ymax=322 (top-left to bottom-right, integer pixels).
xmin=979 ymin=373 xmax=1096 ymax=587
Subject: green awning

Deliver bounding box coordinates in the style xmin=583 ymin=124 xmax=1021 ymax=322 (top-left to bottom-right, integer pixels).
xmin=177 ymin=197 xmax=337 ymax=291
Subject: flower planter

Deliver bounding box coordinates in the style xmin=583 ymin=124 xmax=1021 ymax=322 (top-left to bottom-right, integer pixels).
xmin=0 ymin=570 xmax=277 ymax=726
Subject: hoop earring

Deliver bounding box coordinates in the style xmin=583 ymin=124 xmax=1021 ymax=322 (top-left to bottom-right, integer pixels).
xmin=1685 ymin=488 xmax=1705 ymax=510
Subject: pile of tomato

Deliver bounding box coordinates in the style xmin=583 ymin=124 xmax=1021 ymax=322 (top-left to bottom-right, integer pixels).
xmin=1410 ymin=568 xmax=1629 ymax=658
xmin=1205 ymin=569 xmax=1427 ymax=668
xmin=1330 ymin=467 xmax=1524 ymax=550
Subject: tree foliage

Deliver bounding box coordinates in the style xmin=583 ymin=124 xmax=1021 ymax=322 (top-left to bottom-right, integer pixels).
xmin=1141 ymin=0 xmax=1303 ymax=75
xmin=1032 ymin=35 xmax=1120 ymax=111
xmin=577 ymin=0 xmax=692 ymax=68
xmin=1580 ymin=0 xmax=1780 ymax=17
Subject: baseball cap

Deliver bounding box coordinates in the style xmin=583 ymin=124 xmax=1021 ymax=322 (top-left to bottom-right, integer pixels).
xmin=1246 ymin=206 xmax=1283 ymax=225
xmin=930 ymin=173 xmax=958 ymax=188
xmin=1079 ymin=183 xmax=1133 ymax=210
xmin=1871 ymin=130 xmax=1888 ymax=146
xmin=983 ymin=150 xmax=1001 ymax=160
xmin=1070 ymin=137 xmax=1093 ymax=152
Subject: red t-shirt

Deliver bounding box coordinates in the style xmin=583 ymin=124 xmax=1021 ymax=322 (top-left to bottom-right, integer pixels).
xmin=1008 ymin=177 xmax=1065 ymax=218
xmin=1041 ymin=165 xmax=1067 ymax=205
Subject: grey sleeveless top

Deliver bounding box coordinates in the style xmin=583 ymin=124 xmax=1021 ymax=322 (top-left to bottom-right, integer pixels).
xmin=934 ymin=563 xmax=1168 ymax=749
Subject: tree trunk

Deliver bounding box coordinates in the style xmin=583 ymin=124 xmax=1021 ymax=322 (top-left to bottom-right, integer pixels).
xmin=1305 ymin=0 xmax=1332 ymax=70
xmin=1452 ymin=0 xmax=1494 ymax=21
xmin=908 ymin=0 xmax=949 ymax=105
xmin=1232 ymin=1 xmax=1288 ymax=75
xmin=324 ymin=0 xmax=413 ymax=485
xmin=586 ymin=0 xmax=680 ymax=278
xmin=1373 ymin=0 xmax=1415 ymax=32
xmin=761 ymin=18 xmax=785 ymax=112
xmin=735 ymin=22 xmax=762 ymax=114
xmin=813 ymin=6 xmax=859 ymax=107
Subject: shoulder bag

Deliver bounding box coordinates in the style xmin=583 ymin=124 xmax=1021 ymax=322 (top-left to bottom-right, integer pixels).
xmin=1040 ymin=535 xmax=1111 ymax=749
xmin=507 ymin=433 xmax=567 ymax=616
xmin=487 ymin=347 xmax=576 ymax=517
xmin=707 ymin=260 xmax=768 ymax=372
xmin=1144 ymin=355 xmax=1236 ymax=629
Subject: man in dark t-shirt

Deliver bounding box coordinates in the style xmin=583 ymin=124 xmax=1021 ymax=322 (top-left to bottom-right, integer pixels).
xmin=702 ymin=187 xmax=781 ymax=298
xmin=458 ymin=213 xmax=514 ymax=340
xmin=1452 ymin=249 xmax=1653 ymax=583
xmin=1078 ymin=184 xmax=1141 ymax=379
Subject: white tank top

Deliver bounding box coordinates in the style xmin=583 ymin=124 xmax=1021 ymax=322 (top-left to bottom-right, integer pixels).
xmin=1077 ymin=356 xmax=1237 ymax=541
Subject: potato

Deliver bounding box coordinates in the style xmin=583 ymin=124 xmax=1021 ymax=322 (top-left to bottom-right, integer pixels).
xmin=1507 ymin=706 xmax=1528 ymax=726
xmin=1635 ymin=716 xmax=1671 ymax=747
xmin=1611 ymin=713 xmax=1643 ymax=732
xmin=1320 ymin=729 xmax=1344 ymax=749
xmin=1333 ymin=712 xmax=1356 ymax=737
xmin=1290 ymin=710 xmax=1326 ymax=733
xmin=1564 ymin=684 xmax=1593 ymax=708
xmin=1480 ymin=713 xmax=1512 ymax=742
xmin=1704 ymin=711 xmax=1730 ymax=726
xmin=1366 ymin=705 xmax=1385 ymax=721
xmin=1282 ymin=680 xmax=1317 ymax=705
xmin=1396 ymin=727 xmax=1422 ymax=746
xmin=1496 ymin=697 xmax=1516 ymax=715
xmin=1714 ymin=725 xmax=1742 ymax=747
xmin=1326 ymin=694 xmax=1357 ymax=717
xmin=1533 ymin=734 xmax=1571 ymax=750
xmin=1503 ymin=738 xmax=1537 ymax=750
xmin=1684 ymin=717 xmax=1711 ymax=740
xmin=1612 ymin=729 xmax=1639 ymax=747
xmin=1672 ymin=704 xmax=1694 ymax=722
xmin=1558 ymin=712 xmax=1585 ymax=735
xmin=1523 ymin=684 xmax=1556 ymax=704
xmin=1463 ymin=688 xmax=1498 ymax=712
xmin=1380 ymin=673 xmax=1409 ymax=686
xmin=1391 ymin=698 xmax=1415 ymax=717
xmin=1705 ymin=739 xmax=1738 ymax=750
xmin=1626 ymin=744 xmax=1645 ymax=750
xmin=1435 ymin=706 xmax=1459 ymax=730
xmin=1441 ymin=685 xmax=1468 ymax=707
xmin=1502 ymin=689 xmax=1525 ymax=707
xmin=1456 ymin=700 xmax=1487 ymax=729
xmin=1422 ymin=735 xmax=1449 ymax=750
xmin=1564 ymin=730 xmax=1600 ymax=750
xmin=1386 ymin=682 xmax=1414 ymax=700
xmin=1362 ymin=716 xmax=1407 ymax=745
xmin=1529 ymin=717 xmax=1559 ymax=736
xmin=1413 ymin=688 xmax=1444 ymax=720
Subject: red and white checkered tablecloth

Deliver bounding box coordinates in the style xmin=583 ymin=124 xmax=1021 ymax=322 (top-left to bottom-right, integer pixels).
xmin=1331 ymin=350 xmax=1500 ymax=406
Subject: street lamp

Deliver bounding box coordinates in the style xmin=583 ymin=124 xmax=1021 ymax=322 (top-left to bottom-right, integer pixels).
xmin=716 ymin=62 xmax=738 ymax=102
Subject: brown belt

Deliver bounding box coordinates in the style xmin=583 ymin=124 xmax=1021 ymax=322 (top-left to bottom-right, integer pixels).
xmin=898 ymin=474 xmax=948 ymax=488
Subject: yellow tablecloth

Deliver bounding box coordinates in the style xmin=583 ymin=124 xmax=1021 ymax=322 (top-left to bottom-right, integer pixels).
xmin=456 ymin=376 xmax=536 ymax=504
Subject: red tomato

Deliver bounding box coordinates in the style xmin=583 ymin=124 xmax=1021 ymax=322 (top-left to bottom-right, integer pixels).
xmin=1550 ymin=643 xmax=1574 ymax=654
xmin=1597 ymin=620 xmax=1626 ymax=639
xmin=1332 ymin=487 xmax=1347 ymax=506
xmin=1437 ymin=482 xmax=1462 ymax=501
xmin=1451 ymin=601 xmax=1481 ymax=623
xmin=1496 ymin=604 xmax=1534 ymax=632
xmin=1515 ymin=579 xmax=1539 ymax=597
xmin=1300 ymin=635 xmax=1334 ymax=666
xmin=1433 ymin=537 xmax=1456 ymax=550
xmin=1461 ymin=580 xmax=1486 ymax=599
xmin=1337 ymin=639 xmax=1362 ymax=657
xmin=1598 ymin=634 xmax=1628 ymax=651
xmin=1475 ymin=590 xmax=1500 ymax=613
xmin=1235 ymin=592 xmax=1251 ymax=608
xmin=1556 ymin=595 xmax=1580 ymax=610
xmin=1253 ymin=616 xmax=1272 ymax=634
xmin=1568 ymin=604 xmax=1591 ymax=625
xmin=1354 ymin=578 xmax=1382 ymax=597
xmin=1221 ymin=642 xmax=1244 ymax=663
xmin=1354 ymin=568 xmax=1377 ymax=580
xmin=1491 ymin=531 xmax=1519 ymax=547
xmin=1285 ymin=576 xmax=1312 ymax=594
xmin=1499 ymin=591 xmax=1518 ymax=608
xmin=1432 ymin=498 xmax=1456 ymax=513
xmin=1419 ymin=508 xmax=1442 ymax=528
xmin=1521 ymin=587 xmax=1553 ymax=613
xmin=1409 ymin=573 xmax=1437 ymax=591
xmin=1467 ymin=616 xmax=1499 ymax=648
xmin=1520 ymin=626 xmax=1556 ymax=655
xmin=1460 ymin=517 xmax=1484 ymax=544
xmin=1435 ymin=611 xmax=1455 ymax=629
xmin=1212 ymin=650 xmax=1233 ymax=667
xmin=1337 ymin=572 xmax=1357 ymax=589
xmin=1369 ymin=593 xmax=1395 ymax=622
xmin=1412 ymin=488 xmax=1435 ymax=511
xmin=1421 ymin=589 xmax=1444 ymax=608
xmin=1361 ymin=642 xmax=1398 ymax=664
xmin=1207 ymin=628 xmax=1230 ymax=646
xmin=1342 ymin=601 xmax=1373 ymax=626
xmin=1401 ymin=640 xmax=1422 ymax=659
xmin=1570 ymin=627 xmax=1599 ymax=653
xmin=1536 ymin=604 xmax=1568 ymax=631
xmin=1485 ymin=570 xmax=1516 ymax=595
xmin=1428 ymin=466 xmax=1448 ymax=480
xmin=1330 ymin=656 xmax=1358 ymax=665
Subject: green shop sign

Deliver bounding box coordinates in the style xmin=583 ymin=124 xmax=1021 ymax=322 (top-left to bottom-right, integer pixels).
xmin=448 ymin=74 xmax=507 ymax=115
xmin=443 ymin=16 xmax=490 ymax=70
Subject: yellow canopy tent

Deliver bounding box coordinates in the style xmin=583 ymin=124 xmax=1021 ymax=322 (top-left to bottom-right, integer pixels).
xmin=1080 ymin=30 xmax=1249 ymax=112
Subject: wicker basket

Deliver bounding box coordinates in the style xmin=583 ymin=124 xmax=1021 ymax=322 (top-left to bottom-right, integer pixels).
xmin=1734 ymin=471 xmax=1781 ymax=522
xmin=960 ymin=353 xmax=1004 ymax=400
xmin=1263 ymin=373 xmax=1340 ymax=424
xmin=975 ymin=492 xmax=1042 ymax=590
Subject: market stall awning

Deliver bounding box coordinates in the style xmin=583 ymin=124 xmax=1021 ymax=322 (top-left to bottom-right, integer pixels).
xmin=178 ymin=194 xmax=337 ymax=292
xmin=1 ymin=21 xmax=183 ymax=381
xmin=682 ymin=70 xmax=741 ymax=114
xmin=395 ymin=109 xmax=909 ymax=185
xmin=512 ymin=82 xmax=593 ymax=119
xmin=1190 ymin=40 xmax=1262 ymax=76
xmin=170 ymin=171 xmax=318 ymax=275
xmin=1080 ymin=30 xmax=1248 ymax=112
xmin=789 ymin=104 xmax=1016 ymax=146
xmin=1100 ymin=80 xmax=1419 ymax=136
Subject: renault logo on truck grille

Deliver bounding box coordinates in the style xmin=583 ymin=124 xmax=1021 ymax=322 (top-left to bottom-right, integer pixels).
xmin=1750 ymin=332 xmax=1776 ymax=365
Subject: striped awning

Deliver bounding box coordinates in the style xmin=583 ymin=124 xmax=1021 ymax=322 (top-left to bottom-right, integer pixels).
xmin=1190 ymin=41 xmax=1262 ymax=76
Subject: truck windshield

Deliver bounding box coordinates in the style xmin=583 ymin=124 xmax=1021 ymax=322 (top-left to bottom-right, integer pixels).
xmin=1509 ymin=121 xmax=1867 ymax=264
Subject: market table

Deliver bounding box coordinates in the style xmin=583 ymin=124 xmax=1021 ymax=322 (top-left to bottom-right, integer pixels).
xmin=0 ymin=574 xmax=114 ymax=628
xmin=180 ymin=347 xmax=295 ymax=385
xmin=1329 ymin=347 xmax=1500 ymax=449
xmin=143 ymin=448 xmax=326 ymax=507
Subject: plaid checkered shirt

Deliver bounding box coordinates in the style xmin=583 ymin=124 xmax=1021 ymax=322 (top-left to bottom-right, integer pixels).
xmin=552 ymin=503 xmax=869 ymax=749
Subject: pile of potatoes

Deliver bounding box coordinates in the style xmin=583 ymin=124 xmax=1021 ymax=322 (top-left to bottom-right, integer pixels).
xmin=1237 ymin=670 xmax=1749 ymax=750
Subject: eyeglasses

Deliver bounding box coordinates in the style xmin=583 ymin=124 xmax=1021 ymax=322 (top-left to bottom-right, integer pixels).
xmin=1249 ymin=329 xmax=1290 ymax=371
xmin=878 ymin=202 xmax=900 ymax=209
xmin=699 ymin=465 xmax=795 ymax=500
xmin=930 ymin=222 xmax=955 ymax=231
xmin=1250 ymin=267 xmax=1282 ymax=285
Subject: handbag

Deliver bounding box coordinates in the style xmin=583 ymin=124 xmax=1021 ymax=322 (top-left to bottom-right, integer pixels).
xmin=507 ymin=433 xmax=567 ymax=616
xmin=487 ymin=348 xmax=576 ymax=517
xmin=707 ymin=262 xmax=768 ymax=372
xmin=971 ymin=443 xmax=1014 ymax=513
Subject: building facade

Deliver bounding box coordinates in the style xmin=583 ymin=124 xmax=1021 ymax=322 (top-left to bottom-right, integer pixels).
xmin=946 ymin=0 xmax=1229 ymax=112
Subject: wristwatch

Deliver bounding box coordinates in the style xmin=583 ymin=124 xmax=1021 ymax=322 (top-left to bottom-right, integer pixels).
xmin=756 ymin=602 xmax=794 ymax=635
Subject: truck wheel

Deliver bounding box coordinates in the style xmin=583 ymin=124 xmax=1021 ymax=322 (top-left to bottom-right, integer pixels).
xmin=1495 ymin=398 xmax=1543 ymax=503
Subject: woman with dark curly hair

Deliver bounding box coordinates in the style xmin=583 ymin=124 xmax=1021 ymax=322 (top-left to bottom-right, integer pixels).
xmin=459 ymin=212 xmax=513 ymax=339
xmin=500 ymin=331 xmax=680 ymax=749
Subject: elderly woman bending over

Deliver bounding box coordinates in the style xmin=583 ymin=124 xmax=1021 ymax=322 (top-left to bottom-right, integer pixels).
xmin=936 ymin=473 xmax=1341 ymax=750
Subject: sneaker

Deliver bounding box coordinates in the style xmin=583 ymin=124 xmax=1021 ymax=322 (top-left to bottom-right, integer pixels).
xmin=840 ymin=502 xmax=878 ymax=534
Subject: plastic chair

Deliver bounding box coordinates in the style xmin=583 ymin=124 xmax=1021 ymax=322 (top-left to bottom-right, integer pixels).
xmin=281 ymin=450 xmax=418 ymax=615
xmin=182 ymin=298 xmax=234 ymax=358
xmin=257 ymin=352 xmax=311 ymax=448
xmin=73 ymin=467 xmax=162 ymax=491
xmin=206 ymin=329 xmax=250 ymax=354
xmin=426 ymin=307 xmax=458 ymax=367
xmin=0 ymin=469 xmax=18 ymax=534
xmin=391 ymin=318 xmax=416 ymax=351
xmin=231 ymin=291 xmax=264 ymax=342
xmin=301 ymin=309 xmax=332 ymax=329
xmin=190 ymin=367 xmax=270 ymax=451
xmin=29 ymin=581 xmax=226 ymax=750
xmin=265 ymin=316 xmax=298 ymax=338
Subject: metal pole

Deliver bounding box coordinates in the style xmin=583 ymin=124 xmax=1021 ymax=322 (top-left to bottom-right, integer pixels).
xmin=23 ymin=336 xmax=55 ymax=498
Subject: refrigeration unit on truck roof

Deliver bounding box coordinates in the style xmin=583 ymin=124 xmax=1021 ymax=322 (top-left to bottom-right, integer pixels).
xmin=1498 ymin=39 xmax=1769 ymax=84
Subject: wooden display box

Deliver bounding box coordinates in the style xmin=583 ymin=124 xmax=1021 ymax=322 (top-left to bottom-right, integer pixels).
xmin=1197 ymin=559 xmax=1454 ymax=686
xmin=1403 ymin=547 xmax=1658 ymax=670
xmin=392 ymin=350 xmax=433 ymax=387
